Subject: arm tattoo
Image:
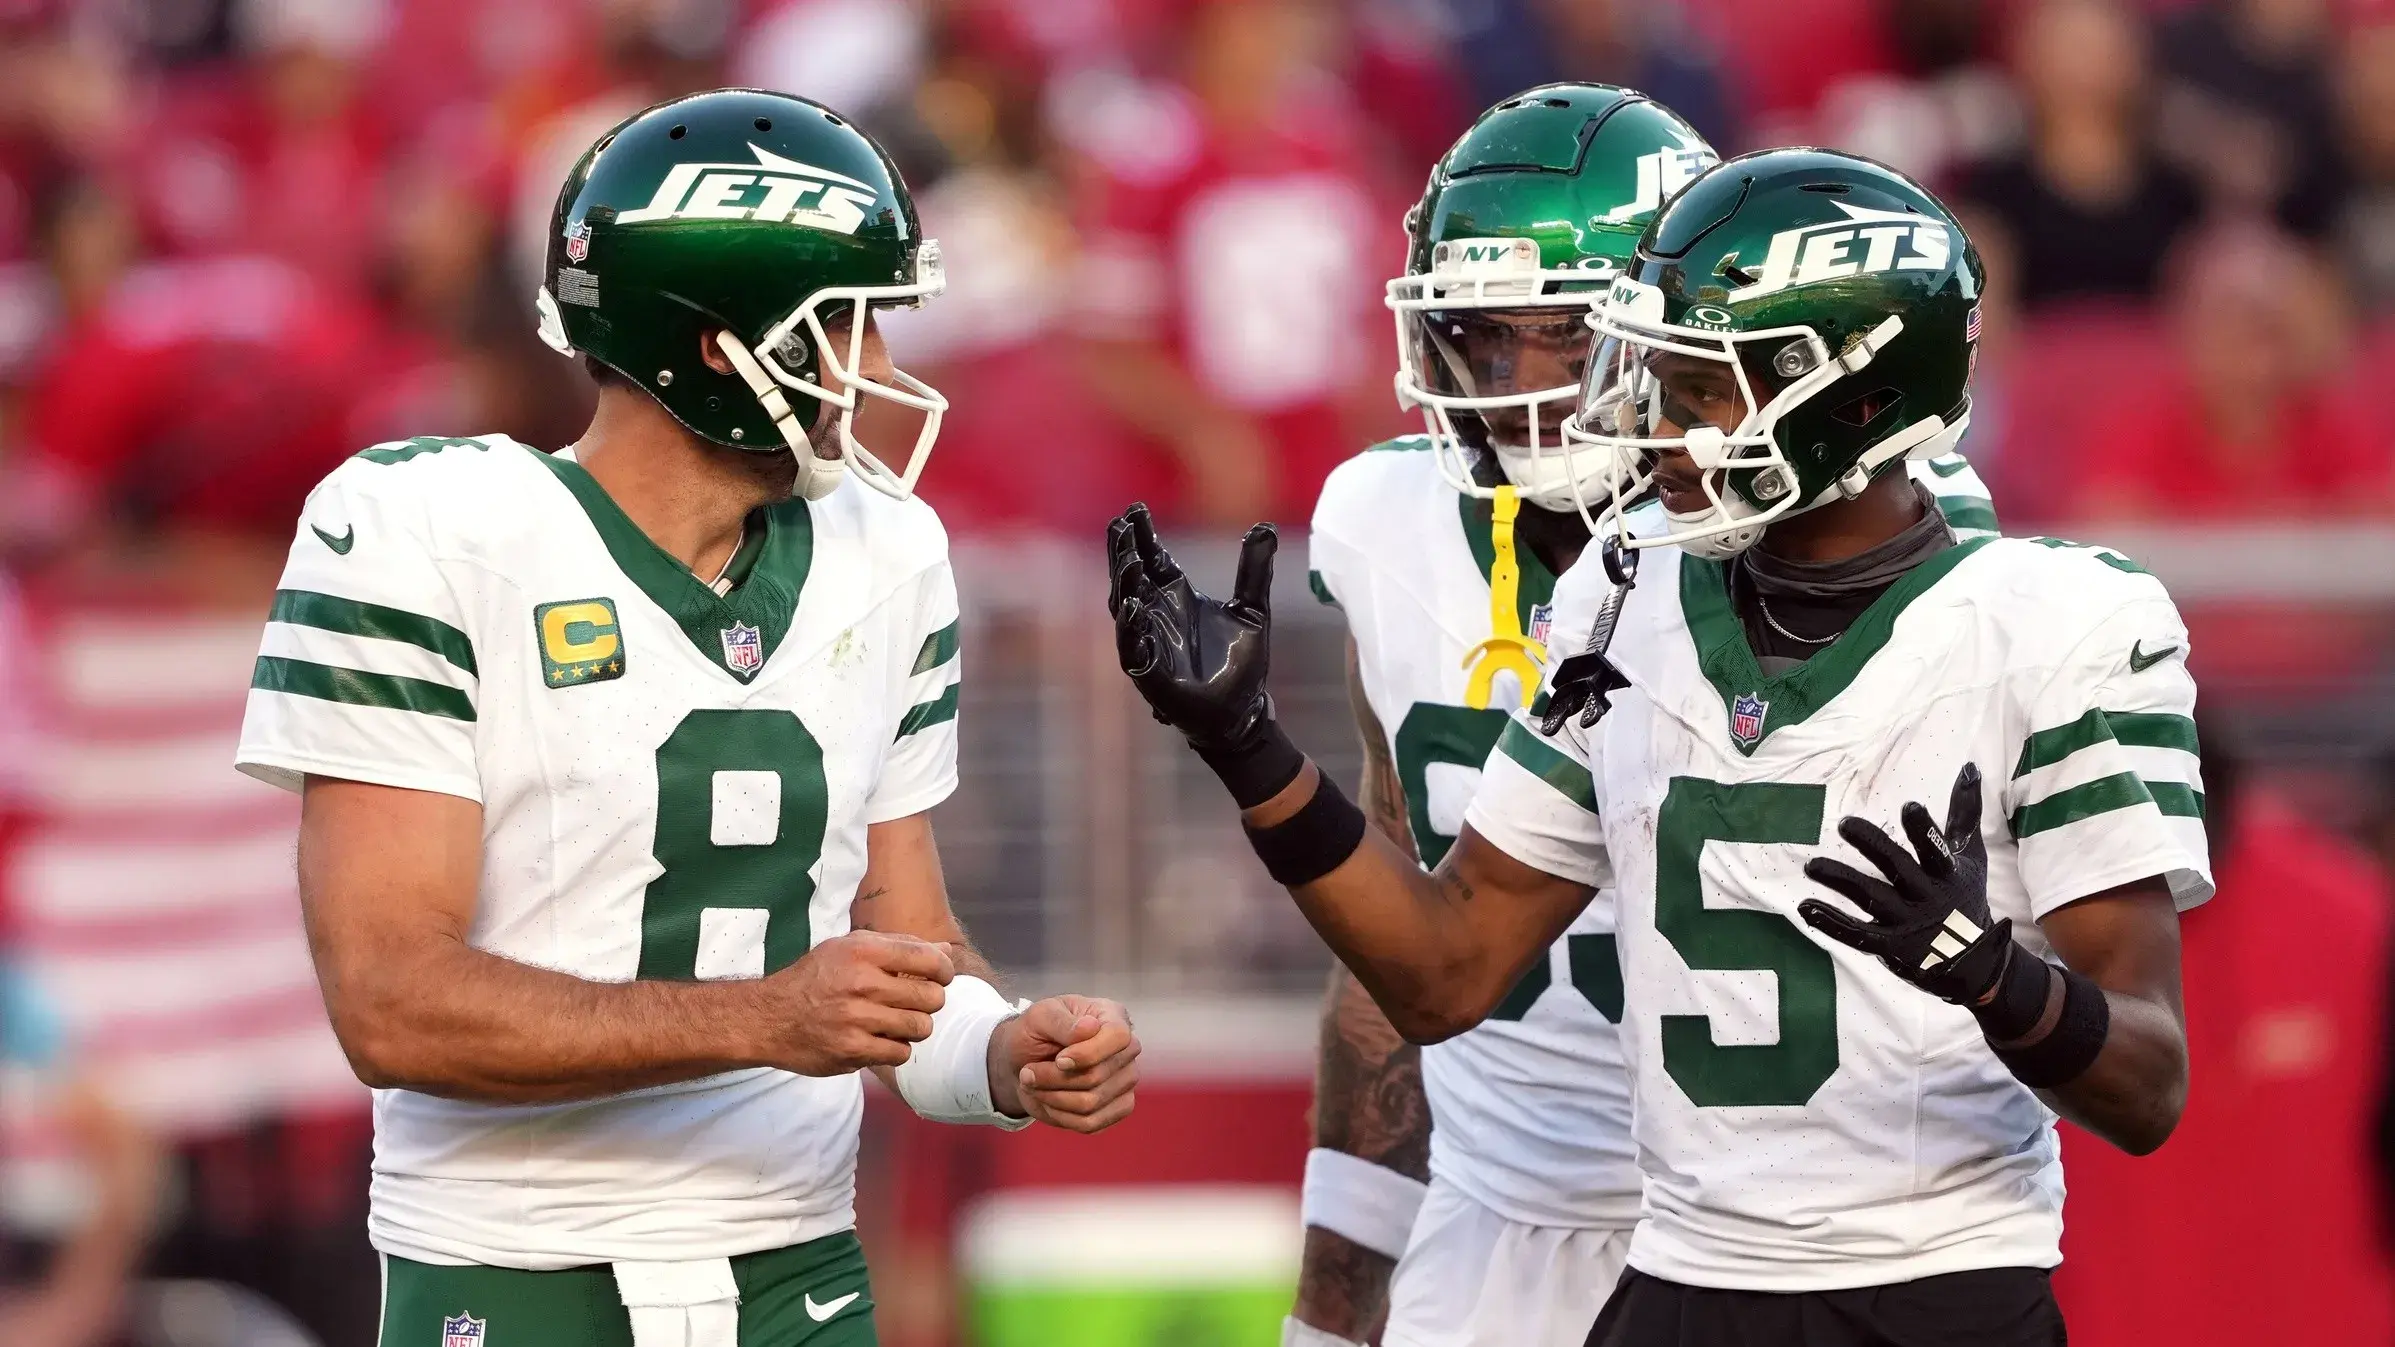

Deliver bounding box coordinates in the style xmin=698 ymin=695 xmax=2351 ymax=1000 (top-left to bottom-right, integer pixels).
xmin=1291 ymin=638 xmax=1438 ymax=1338
xmin=1294 ymin=966 xmax=1433 ymax=1337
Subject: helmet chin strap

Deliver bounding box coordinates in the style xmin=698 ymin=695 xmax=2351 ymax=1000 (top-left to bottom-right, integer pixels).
xmin=714 ymin=331 xmax=848 ymax=502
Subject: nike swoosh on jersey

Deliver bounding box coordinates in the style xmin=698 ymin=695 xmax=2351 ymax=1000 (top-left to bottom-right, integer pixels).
xmin=2127 ymin=641 xmax=2180 ymax=673
xmin=312 ymin=523 xmax=355 ymax=555
xmin=804 ymin=1291 xmax=860 ymax=1322
xmin=1925 ymin=456 xmax=1971 ymax=476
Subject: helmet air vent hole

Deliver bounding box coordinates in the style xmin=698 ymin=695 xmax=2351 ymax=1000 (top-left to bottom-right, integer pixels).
xmin=669 ymin=124 xmax=687 ymax=139
xmin=706 ymin=396 xmax=721 ymax=410
xmin=1831 ymin=388 xmax=1903 ymax=428
xmin=823 ymin=111 xmax=844 ymax=126
xmin=755 ymin=117 xmax=772 ymax=131
xmin=1800 ymin=182 xmax=1851 ymax=194
xmin=1543 ymin=97 xmax=1571 ymax=108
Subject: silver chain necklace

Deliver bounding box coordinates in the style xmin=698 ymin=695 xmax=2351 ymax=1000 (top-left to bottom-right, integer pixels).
xmin=1737 ymin=558 xmax=1837 ymax=646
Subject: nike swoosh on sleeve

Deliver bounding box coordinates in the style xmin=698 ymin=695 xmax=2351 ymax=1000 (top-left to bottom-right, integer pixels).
xmin=2127 ymin=642 xmax=2180 ymax=673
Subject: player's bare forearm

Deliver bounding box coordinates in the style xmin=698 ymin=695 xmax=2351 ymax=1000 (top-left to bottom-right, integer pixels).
xmin=1293 ymin=966 xmax=1432 ymax=1338
xmin=1291 ymin=651 xmax=1431 ymax=1337
xmin=857 ymin=811 xmax=1142 ymax=1131
xmin=300 ymin=778 xmax=950 ymax=1102
xmin=1246 ymin=764 xmax=1591 ymax=1044
xmin=2033 ymin=881 xmax=2189 ymax=1154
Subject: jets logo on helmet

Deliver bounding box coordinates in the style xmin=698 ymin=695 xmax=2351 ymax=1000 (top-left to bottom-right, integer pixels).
xmin=617 ymin=144 xmax=883 ymax=235
xmin=1563 ymin=148 xmax=1983 ymax=559
xmin=1387 ymin=84 xmax=1719 ymax=517
xmin=1725 ymin=203 xmax=1952 ymax=303
xmin=1598 ymin=137 xmax=1719 ymax=224
xmin=539 ymin=90 xmax=947 ymax=502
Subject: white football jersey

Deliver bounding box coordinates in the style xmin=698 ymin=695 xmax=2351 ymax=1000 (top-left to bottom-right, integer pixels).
xmin=234 ymin=434 xmax=962 ymax=1270
xmin=1307 ymin=441 xmax=1999 ymax=1231
xmin=1466 ymin=531 xmax=2211 ymax=1291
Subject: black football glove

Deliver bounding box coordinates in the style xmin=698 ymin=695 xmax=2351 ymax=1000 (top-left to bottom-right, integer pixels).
xmin=1798 ymin=763 xmax=2016 ymax=1006
xmin=1107 ymin=503 xmax=1301 ymax=806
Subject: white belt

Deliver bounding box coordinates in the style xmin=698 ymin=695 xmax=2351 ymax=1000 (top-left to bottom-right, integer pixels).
xmin=613 ymin=1258 xmax=740 ymax=1347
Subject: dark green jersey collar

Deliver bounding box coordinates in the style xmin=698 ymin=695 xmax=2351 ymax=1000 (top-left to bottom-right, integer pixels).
xmin=1679 ymin=536 xmax=1993 ymax=754
xmin=534 ymin=447 xmax=813 ymax=683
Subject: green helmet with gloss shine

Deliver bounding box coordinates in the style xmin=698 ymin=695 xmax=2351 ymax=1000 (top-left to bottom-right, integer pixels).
xmin=1568 ymin=147 xmax=1984 ymax=557
xmin=537 ymin=88 xmax=947 ymax=500
xmin=1391 ymin=84 xmax=1717 ymax=513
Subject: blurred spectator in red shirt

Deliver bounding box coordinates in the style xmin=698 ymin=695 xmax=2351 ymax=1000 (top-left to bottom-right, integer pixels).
xmin=1064 ymin=0 xmax=1389 ymax=527
xmin=2334 ymin=22 xmax=2395 ymax=315
xmin=2057 ymin=716 xmax=2395 ymax=1346
xmin=1952 ymin=0 xmax=2205 ymax=311
xmin=2071 ymin=223 xmax=2393 ymax=521
xmin=123 ymin=0 xmax=394 ymax=296
xmin=870 ymin=9 xmax=1162 ymax=533
xmin=2152 ymin=0 xmax=2347 ymax=238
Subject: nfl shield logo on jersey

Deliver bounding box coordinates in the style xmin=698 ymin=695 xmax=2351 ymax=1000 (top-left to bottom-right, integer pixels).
xmin=1528 ymin=602 xmax=1554 ymax=650
xmin=721 ymin=622 xmax=764 ymax=677
xmin=1730 ymin=691 xmax=1769 ymax=747
xmin=441 ymin=1314 xmax=486 ymax=1347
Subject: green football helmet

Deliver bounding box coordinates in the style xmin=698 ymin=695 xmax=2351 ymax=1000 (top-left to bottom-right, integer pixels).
xmin=536 ymin=88 xmax=946 ymax=501
xmin=1564 ymin=147 xmax=1984 ymax=556
xmin=1389 ymin=83 xmax=1716 ymax=513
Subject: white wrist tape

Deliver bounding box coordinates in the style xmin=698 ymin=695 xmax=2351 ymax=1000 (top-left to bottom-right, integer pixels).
xmin=1300 ymin=1147 xmax=1428 ymax=1261
xmin=1282 ymin=1316 xmax=1366 ymax=1347
xmin=893 ymin=974 xmax=1034 ymax=1129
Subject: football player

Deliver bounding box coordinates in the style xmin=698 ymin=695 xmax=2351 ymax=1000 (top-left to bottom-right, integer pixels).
xmin=235 ymin=91 xmax=1139 ymax=1347
xmin=1295 ymin=90 xmax=2001 ymax=1347
xmin=1117 ymin=148 xmax=2203 ymax=1346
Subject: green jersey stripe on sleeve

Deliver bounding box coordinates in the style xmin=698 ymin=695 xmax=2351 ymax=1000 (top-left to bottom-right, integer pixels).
xmin=2108 ymin=711 xmax=2201 ymax=755
xmin=911 ymin=619 xmax=960 ymax=675
xmin=270 ymin=589 xmax=477 ymax=675
xmin=2013 ymin=709 xmax=2199 ymax=778
xmin=1497 ymin=719 xmax=1598 ymax=815
xmin=2145 ymin=781 xmax=2207 ymax=818
xmin=252 ymin=656 xmax=476 ymax=722
xmin=895 ymin=683 xmax=959 ymax=739
xmin=2009 ymin=770 xmax=2203 ymax=837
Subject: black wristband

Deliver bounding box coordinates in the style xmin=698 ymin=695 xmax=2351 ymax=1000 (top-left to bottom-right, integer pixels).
xmin=1244 ymin=770 xmax=1369 ymax=887
xmin=1970 ymin=942 xmax=2052 ymax=1041
xmin=1987 ymin=962 xmax=2111 ymax=1088
xmin=1196 ymin=719 xmax=1308 ymax=810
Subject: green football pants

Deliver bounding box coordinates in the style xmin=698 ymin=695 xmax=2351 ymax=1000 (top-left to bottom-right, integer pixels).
xmin=381 ymin=1230 xmax=876 ymax=1346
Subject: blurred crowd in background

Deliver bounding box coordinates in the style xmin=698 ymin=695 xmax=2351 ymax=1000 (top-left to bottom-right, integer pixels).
xmin=4 ymin=0 xmax=2395 ymax=1343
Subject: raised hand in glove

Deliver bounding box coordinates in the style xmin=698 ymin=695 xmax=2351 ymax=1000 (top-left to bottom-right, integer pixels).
xmin=1107 ymin=503 xmax=1303 ymax=807
xmin=1797 ymin=763 xmax=2016 ymax=1005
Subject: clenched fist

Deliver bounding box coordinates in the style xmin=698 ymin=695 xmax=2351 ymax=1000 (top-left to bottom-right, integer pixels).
xmin=988 ymin=995 xmax=1140 ymax=1133
xmin=757 ymin=931 xmax=956 ymax=1076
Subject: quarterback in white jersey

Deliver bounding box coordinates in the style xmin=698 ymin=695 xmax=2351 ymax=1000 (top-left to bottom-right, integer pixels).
xmin=238 ymin=92 xmax=1137 ymax=1347
xmin=1113 ymin=149 xmax=2200 ymax=1347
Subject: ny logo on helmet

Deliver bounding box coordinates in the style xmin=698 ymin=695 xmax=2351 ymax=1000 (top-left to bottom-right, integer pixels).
xmin=1725 ymin=203 xmax=1951 ymax=304
xmin=618 ymin=144 xmax=882 ymax=235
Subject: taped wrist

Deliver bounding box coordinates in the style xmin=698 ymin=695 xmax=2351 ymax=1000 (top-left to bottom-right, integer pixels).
xmin=1975 ymin=954 xmax=2111 ymax=1088
xmin=891 ymin=975 xmax=1035 ymax=1130
xmin=1196 ymin=719 xmax=1308 ymax=809
xmin=1244 ymin=771 xmax=1368 ymax=887
xmin=1299 ymin=1147 xmax=1427 ymax=1261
